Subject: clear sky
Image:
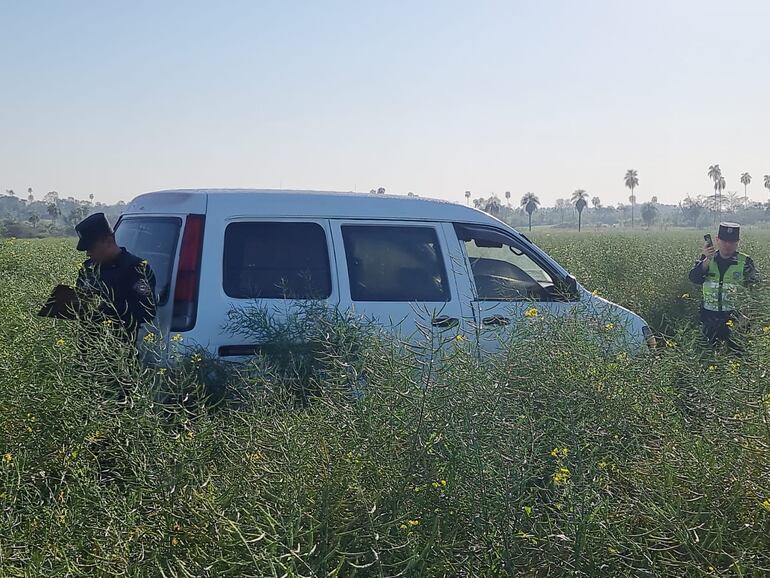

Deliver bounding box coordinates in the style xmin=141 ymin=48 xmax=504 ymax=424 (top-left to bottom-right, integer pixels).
xmin=1 ymin=0 xmax=768 ymax=207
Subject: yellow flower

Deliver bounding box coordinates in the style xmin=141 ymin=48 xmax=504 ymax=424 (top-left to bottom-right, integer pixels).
xmin=763 ymin=325 xmax=770 ymax=334
xmin=604 ymin=322 xmax=615 ymax=331
xmin=250 ymin=451 xmax=265 ymax=462
xmin=102 ymin=319 xmax=112 ymax=326
xmin=725 ymin=319 xmax=734 ymax=328
xmin=141 ymin=259 xmax=148 ymax=266
xmin=171 ymin=537 xmax=178 ymax=546
xmin=440 ymin=479 xmax=447 ymax=487
xmin=55 ymin=338 xmax=66 ymax=347
xmin=191 ymin=353 xmax=203 ymax=363
xmin=681 ymin=293 xmax=690 ymax=299
xmin=665 ymin=339 xmax=676 ymax=348
xmin=454 ymin=334 xmax=465 ymax=342
xmin=407 ymin=519 xmax=420 ymax=527
xmin=550 ymin=447 xmax=568 ymax=458
xmin=399 ymin=524 xmax=407 ymax=530
xmin=143 ymin=333 xmax=156 ymax=343
xmin=552 ymin=467 xmax=571 ymax=484
xmin=171 ymin=334 xmax=183 ymax=342
xmin=762 ymin=498 xmax=770 ymax=511
xmin=2 ymin=453 xmax=12 ymax=464
xmin=524 ymin=307 xmax=538 ymax=318
xmin=157 ymin=368 xmax=166 ymax=376
xmin=708 ymin=364 xmax=717 ymax=371
xmin=592 ymin=289 xmax=600 ymax=297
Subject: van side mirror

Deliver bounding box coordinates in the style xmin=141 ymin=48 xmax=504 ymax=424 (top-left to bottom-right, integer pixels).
xmin=543 ymin=275 xmax=579 ymax=302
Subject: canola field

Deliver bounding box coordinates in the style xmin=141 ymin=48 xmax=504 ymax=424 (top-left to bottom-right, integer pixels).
xmin=1 ymin=231 xmax=770 ymax=577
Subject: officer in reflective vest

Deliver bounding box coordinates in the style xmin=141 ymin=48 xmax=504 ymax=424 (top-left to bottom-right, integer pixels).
xmin=688 ymin=222 xmax=759 ymax=347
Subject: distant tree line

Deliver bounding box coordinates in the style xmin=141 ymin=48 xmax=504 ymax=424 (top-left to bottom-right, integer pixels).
xmin=465 ymin=167 xmax=770 ymax=231
xmin=0 ymin=189 xmax=125 ymax=238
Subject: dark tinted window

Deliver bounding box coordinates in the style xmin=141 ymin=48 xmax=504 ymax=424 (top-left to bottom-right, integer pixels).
xmin=114 ymin=217 xmax=181 ymax=305
xmin=223 ymin=222 xmax=331 ymax=299
xmin=342 ymin=225 xmax=449 ymax=302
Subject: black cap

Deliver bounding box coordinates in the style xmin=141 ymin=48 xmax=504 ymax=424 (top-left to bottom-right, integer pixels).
xmin=718 ymin=222 xmax=740 ymax=242
xmin=75 ymin=212 xmax=113 ymax=251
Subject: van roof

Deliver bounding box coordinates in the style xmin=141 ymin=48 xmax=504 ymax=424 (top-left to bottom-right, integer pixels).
xmin=125 ymin=188 xmax=509 ymax=227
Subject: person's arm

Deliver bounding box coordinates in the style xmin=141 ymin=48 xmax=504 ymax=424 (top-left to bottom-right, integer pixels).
xmin=689 ymin=255 xmax=708 ymax=284
xmin=126 ymin=261 xmax=157 ymax=326
xmin=689 ymin=242 xmax=716 ymax=284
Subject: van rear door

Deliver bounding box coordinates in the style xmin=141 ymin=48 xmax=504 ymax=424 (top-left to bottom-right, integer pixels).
xmin=113 ymin=216 xmax=183 ymax=337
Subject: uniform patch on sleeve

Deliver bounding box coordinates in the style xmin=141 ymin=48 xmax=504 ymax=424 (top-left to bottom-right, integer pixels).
xmin=133 ymin=279 xmax=153 ymax=296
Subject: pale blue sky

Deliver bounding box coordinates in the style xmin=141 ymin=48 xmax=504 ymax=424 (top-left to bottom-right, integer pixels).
xmin=1 ymin=0 xmax=768 ymax=206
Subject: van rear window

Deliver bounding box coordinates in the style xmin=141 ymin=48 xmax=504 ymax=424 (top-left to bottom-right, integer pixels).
xmin=114 ymin=217 xmax=181 ymax=305
xmin=223 ymin=222 xmax=332 ymax=299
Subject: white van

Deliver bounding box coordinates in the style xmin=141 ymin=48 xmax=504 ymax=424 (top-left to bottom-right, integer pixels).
xmin=115 ymin=189 xmax=655 ymax=357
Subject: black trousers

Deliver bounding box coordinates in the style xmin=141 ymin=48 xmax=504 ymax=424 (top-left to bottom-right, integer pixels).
xmin=700 ymin=309 xmax=743 ymax=351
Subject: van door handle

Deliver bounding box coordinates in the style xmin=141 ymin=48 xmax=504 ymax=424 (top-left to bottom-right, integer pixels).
xmin=482 ymin=315 xmax=510 ymax=326
xmin=431 ymin=316 xmax=459 ymax=328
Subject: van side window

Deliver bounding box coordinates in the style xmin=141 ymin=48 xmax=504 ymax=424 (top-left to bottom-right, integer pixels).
xmin=223 ymin=222 xmax=332 ymax=299
xmin=455 ymin=225 xmax=556 ymax=301
xmin=341 ymin=225 xmax=450 ymax=302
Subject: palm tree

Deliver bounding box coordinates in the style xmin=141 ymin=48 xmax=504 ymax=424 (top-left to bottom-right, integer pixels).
xmin=624 ymin=170 xmax=639 ymax=228
xmin=465 ymin=191 xmax=471 ymax=205
xmin=505 ymin=191 xmax=511 ymax=206
xmin=28 ymin=214 xmax=40 ymax=229
xmin=764 ymin=175 xmax=770 ymax=197
xmin=707 ymin=164 xmax=721 ymax=220
xmin=571 ymin=189 xmax=589 ymax=232
xmin=716 ymin=175 xmax=726 ymax=214
xmin=591 ymin=196 xmax=601 ymax=209
xmin=483 ymin=196 xmax=502 ymax=217
xmin=520 ymin=192 xmax=540 ymax=232
xmin=740 ymin=172 xmax=751 ymax=202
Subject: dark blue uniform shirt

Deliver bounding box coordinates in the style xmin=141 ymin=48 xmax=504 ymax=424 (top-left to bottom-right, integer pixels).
xmin=76 ymin=247 xmax=157 ymax=334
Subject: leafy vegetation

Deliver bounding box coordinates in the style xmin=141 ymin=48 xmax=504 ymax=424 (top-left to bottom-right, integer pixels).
xmin=1 ymin=233 xmax=770 ymax=576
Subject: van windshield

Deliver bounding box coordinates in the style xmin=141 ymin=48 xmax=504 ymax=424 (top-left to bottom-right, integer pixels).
xmin=114 ymin=217 xmax=182 ymax=305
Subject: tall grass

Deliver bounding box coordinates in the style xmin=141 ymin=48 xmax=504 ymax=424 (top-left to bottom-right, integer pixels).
xmin=1 ymin=234 xmax=770 ymax=576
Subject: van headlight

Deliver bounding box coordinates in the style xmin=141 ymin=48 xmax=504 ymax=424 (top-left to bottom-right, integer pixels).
xmin=642 ymin=325 xmax=656 ymax=349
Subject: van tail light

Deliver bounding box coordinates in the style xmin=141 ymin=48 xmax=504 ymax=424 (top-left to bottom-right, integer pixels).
xmin=171 ymin=214 xmax=205 ymax=332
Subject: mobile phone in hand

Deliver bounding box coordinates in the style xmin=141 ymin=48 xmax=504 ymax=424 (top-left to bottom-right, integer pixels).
xmin=704 ymin=234 xmax=713 ymax=247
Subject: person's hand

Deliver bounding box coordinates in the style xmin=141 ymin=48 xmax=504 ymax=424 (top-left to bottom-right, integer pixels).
xmin=701 ymin=242 xmax=716 ymax=270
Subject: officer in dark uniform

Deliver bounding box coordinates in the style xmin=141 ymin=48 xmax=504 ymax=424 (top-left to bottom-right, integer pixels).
xmin=74 ymin=213 xmax=157 ymax=342
xmin=688 ymin=222 xmax=759 ymax=349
